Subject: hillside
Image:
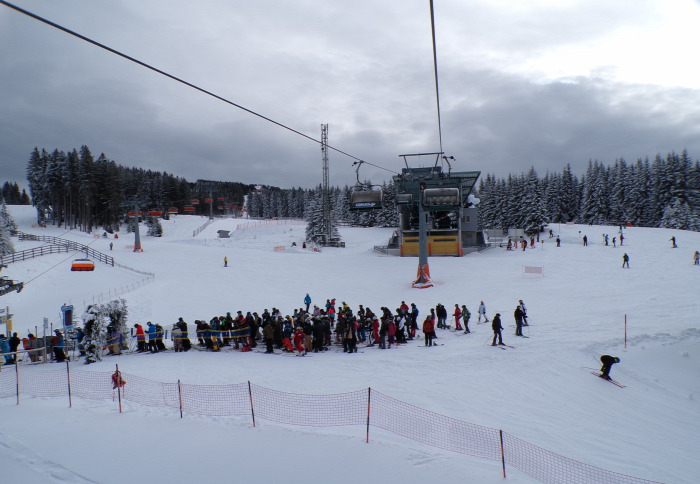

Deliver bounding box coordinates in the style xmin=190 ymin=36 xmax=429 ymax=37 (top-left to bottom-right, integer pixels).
xmin=1 ymin=205 xmax=698 ymax=484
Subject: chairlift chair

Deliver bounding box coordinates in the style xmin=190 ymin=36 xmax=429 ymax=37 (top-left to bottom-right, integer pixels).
xmin=71 ymin=259 xmax=95 ymax=271
xmin=349 ymin=160 xmax=384 ymax=211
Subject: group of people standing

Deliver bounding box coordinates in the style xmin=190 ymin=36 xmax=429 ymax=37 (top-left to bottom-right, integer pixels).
xmin=110 ymin=296 xmax=526 ymax=356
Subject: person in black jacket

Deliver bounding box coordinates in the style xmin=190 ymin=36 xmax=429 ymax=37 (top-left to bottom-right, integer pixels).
xmin=491 ymin=314 xmax=504 ymax=346
xmin=599 ymin=355 xmax=620 ymax=379
xmin=514 ymin=306 xmax=524 ymax=336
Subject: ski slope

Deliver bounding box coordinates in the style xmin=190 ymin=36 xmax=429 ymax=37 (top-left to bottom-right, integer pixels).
xmin=1 ymin=205 xmax=698 ymax=484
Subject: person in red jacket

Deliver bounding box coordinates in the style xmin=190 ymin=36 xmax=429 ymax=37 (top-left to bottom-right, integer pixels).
xmin=134 ymin=324 xmax=146 ymax=352
xmin=293 ymin=327 xmax=305 ymax=353
xmin=453 ymin=304 xmax=463 ymax=331
xmin=422 ymin=316 xmax=435 ymax=347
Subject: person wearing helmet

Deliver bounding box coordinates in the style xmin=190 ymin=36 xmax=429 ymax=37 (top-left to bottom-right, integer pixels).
xmin=599 ymin=355 xmax=620 ymax=380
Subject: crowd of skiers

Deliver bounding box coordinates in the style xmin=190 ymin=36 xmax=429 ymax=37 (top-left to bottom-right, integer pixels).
xmin=1 ymin=297 xmax=534 ymax=364
xmin=112 ymin=297 xmax=529 ymax=355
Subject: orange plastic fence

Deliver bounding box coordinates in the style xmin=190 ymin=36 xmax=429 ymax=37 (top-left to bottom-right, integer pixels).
xmin=0 ymin=366 xmax=662 ymax=484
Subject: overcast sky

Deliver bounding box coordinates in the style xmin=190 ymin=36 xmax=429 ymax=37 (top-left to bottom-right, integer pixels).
xmin=2 ymin=0 xmax=700 ymax=190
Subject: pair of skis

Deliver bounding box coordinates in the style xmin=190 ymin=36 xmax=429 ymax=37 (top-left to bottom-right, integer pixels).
xmin=491 ymin=343 xmax=515 ymax=350
xmin=591 ymin=372 xmax=625 ymax=387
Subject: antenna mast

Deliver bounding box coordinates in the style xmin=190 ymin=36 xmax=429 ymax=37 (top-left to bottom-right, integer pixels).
xmin=321 ymin=124 xmax=331 ymax=244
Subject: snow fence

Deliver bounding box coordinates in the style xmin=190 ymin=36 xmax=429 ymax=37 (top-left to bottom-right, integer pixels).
xmin=0 ymin=365 xmax=663 ymax=484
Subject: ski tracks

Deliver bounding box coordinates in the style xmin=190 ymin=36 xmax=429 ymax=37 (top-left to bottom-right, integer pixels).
xmin=0 ymin=431 xmax=100 ymax=484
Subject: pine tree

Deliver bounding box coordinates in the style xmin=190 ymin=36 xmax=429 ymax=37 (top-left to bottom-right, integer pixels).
xmin=521 ymin=167 xmax=548 ymax=235
xmin=81 ymin=304 xmax=108 ymax=364
xmin=0 ymin=200 xmax=16 ymax=255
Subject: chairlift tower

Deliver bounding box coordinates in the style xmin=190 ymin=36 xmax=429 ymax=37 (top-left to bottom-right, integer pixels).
xmin=320 ymin=124 xmax=332 ymax=245
xmin=393 ymin=153 xmax=480 ymax=288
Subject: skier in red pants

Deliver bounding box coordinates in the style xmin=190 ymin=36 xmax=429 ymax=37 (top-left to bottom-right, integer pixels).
xmin=453 ymin=304 xmax=463 ymax=331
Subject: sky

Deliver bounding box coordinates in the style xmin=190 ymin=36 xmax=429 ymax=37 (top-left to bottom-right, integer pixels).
xmin=1 ymin=205 xmax=699 ymax=483
xmin=2 ymin=0 xmax=700 ymax=190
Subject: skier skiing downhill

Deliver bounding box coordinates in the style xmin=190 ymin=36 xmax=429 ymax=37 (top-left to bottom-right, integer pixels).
xmin=599 ymin=355 xmax=620 ymax=380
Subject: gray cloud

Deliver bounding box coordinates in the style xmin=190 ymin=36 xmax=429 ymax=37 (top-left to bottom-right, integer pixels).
xmin=1 ymin=0 xmax=699 ymax=191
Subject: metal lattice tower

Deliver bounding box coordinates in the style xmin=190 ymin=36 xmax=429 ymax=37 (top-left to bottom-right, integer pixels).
xmin=321 ymin=124 xmax=331 ymax=243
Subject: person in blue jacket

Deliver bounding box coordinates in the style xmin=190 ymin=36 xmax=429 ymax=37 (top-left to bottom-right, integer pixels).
xmin=304 ymin=293 xmax=312 ymax=312
xmin=0 ymin=334 xmax=14 ymax=364
xmin=52 ymin=330 xmax=66 ymax=362
xmin=146 ymin=322 xmax=158 ymax=353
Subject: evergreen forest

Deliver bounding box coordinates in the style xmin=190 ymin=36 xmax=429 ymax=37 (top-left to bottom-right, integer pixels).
xmin=7 ymin=146 xmax=700 ymax=240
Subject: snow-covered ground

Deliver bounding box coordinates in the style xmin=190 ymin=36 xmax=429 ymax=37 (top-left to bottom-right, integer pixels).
xmin=1 ymin=205 xmax=698 ymax=484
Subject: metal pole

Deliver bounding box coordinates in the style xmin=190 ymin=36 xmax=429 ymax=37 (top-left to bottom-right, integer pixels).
xmin=15 ymin=358 xmax=19 ymax=405
xmin=248 ymin=381 xmax=256 ymax=427
xmin=66 ymin=359 xmax=72 ymax=407
xmin=366 ymin=387 xmax=371 ymax=443
xmin=116 ymin=364 xmax=122 ymax=413
xmin=178 ymin=379 xmax=183 ymax=418
xmin=133 ymin=205 xmax=142 ymax=252
xmin=499 ymin=429 xmax=506 ymax=478
xmin=624 ymin=314 xmax=627 ymax=348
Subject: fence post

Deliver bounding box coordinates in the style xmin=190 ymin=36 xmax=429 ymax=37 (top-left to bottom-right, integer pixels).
xmin=366 ymin=387 xmax=371 ymax=443
xmin=248 ymin=381 xmax=256 ymax=427
xmin=115 ymin=364 xmax=122 ymax=413
xmin=499 ymin=429 xmax=506 ymax=478
xmin=66 ymin=360 xmax=72 ymax=408
xmin=178 ymin=379 xmax=183 ymax=418
xmin=15 ymin=360 xmax=20 ymax=405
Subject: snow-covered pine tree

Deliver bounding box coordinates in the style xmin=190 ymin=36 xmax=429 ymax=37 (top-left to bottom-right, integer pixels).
xmin=660 ymin=198 xmax=693 ymax=230
xmin=521 ymin=167 xmax=548 ymax=236
xmin=81 ymin=304 xmax=108 ymax=364
xmin=145 ymin=216 xmax=163 ymax=237
xmin=0 ymin=199 xmax=16 ymax=255
xmin=105 ymin=299 xmax=129 ymax=352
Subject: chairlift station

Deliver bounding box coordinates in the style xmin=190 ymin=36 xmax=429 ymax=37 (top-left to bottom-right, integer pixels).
xmin=391 ymin=155 xmax=481 ymax=257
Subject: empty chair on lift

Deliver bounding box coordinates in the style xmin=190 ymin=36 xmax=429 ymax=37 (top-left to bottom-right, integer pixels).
xmin=71 ymin=259 xmax=95 ymax=271
xmin=349 ymin=188 xmax=383 ymax=211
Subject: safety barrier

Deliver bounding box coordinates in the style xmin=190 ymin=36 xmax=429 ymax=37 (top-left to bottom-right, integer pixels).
xmin=235 ymin=219 xmax=306 ymax=231
xmin=0 ymin=365 xmax=662 ymax=484
xmin=15 ymin=232 xmax=114 ymax=266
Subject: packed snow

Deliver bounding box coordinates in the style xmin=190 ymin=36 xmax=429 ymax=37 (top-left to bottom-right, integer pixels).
xmin=1 ymin=205 xmax=698 ymax=484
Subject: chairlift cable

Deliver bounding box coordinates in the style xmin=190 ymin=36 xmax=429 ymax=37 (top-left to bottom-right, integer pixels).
xmin=429 ymin=0 xmax=444 ymax=156
xmin=0 ymin=1 xmax=399 ymax=175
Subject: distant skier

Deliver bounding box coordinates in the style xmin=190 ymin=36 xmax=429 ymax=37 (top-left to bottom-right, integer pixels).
xmin=622 ymin=253 xmax=630 ymax=269
xmin=556 ymin=236 xmax=561 ymax=247
xmin=519 ymin=300 xmax=528 ymax=325
xmin=599 ymin=355 xmax=620 ymax=380
xmin=582 ymin=235 xmax=588 ymax=246
xmin=453 ymin=304 xmax=463 ymax=331
xmin=461 ymin=305 xmax=471 ymax=334
xmin=619 ymin=233 xmax=624 ymax=246
xmin=670 ymin=236 xmax=677 ymax=248
xmin=694 ymin=250 xmax=699 ymax=265
xmin=491 ymin=313 xmax=504 ymax=346
xmin=478 ymin=301 xmax=489 ymax=323
xmin=224 ymin=256 xmax=228 ymax=267
xmin=304 ymin=293 xmax=311 ymax=312
xmin=514 ymin=306 xmax=524 ymax=336
xmin=422 ymin=315 xmax=435 ymax=347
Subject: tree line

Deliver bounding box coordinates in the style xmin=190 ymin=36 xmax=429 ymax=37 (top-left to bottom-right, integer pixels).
xmin=478 ymin=151 xmax=699 ymax=235
xmin=24 ymin=146 xmax=254 ymax=233
xmin=12 ymin=146 xmax=700 ymax=239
